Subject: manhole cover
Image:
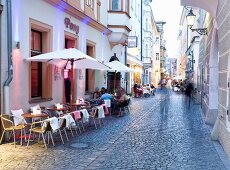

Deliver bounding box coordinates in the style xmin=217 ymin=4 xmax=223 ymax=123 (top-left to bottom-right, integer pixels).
xmin=70 ymin=142 xmax=89 ymax=149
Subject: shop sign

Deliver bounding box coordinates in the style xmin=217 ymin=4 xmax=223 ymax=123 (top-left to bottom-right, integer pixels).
xmin=64 ymin=17 xmax=79 ymax=34
xmin=54 ymin=66 xmax=61 ymax=81
xmin=128 ymin=36 xmax=137 ymax=48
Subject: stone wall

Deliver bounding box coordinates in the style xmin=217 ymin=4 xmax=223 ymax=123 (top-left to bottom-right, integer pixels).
xmin=216 ymin=0 xmax=230 ymax=158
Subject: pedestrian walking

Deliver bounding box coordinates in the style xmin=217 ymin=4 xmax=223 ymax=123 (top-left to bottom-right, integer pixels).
xmin=184 ymin=81 xmax=193 ymax=108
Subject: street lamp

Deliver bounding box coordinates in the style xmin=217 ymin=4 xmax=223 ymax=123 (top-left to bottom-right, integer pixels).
xmin=186 ymin=9 xmax=207 ymax=35
xmin=123 ymin=40 xmax=128 ymax=92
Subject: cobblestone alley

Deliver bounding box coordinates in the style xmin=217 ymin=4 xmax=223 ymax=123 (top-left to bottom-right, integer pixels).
xmin=0 ymin=88 xmax=230 ymax=170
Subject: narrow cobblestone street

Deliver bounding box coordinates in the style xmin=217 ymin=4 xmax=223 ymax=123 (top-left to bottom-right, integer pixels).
xmin=0 ymin=88 xmax=230 ymax=170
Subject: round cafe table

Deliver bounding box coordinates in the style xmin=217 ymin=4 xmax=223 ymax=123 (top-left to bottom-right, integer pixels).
xmin=22 ymin=113 xmax=49 ymax=119
xmin=72 ymin=102 xmax=88 ymax=110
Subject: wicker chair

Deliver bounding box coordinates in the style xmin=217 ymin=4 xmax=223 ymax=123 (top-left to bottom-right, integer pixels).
xmin=27 ymin=120 xmax=54 ymax=148
xmin=0 ymin=114 xmax=27 ymax=147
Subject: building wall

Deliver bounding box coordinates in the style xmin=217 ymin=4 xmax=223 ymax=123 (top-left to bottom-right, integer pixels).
xmin=142 ymin=2 xmax=154 ymax=85
xmin=2 ymin=0 xmax=113 ymax=112
xmin=127 ymin=0 xmax=142 ymax=88
xmin=216 ymin=0 xmax=230 ymax=158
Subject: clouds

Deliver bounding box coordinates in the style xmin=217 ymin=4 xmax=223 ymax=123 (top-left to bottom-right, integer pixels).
xmin=151 ymin=0 xmax=183 ymax=58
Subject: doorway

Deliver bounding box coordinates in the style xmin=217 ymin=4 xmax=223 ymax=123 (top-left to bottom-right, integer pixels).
xmin=64 ymin=36 xmax=76 ymax=103
xmin=85 ymin=42 xmax=96 ymax=93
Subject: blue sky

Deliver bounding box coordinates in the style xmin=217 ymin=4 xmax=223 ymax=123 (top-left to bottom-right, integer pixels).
xmin=151 ymin=0 xmax=183 ymax=58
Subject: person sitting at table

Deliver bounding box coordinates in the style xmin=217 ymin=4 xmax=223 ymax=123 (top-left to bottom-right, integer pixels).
xmin=100 ymin=89 xmax=112 ymax=100
xmin=100 ymin=87 xmax=106 ymax=95
xmin=114 ymin=88 xmax=129 ymax=117
xmin=133 ymin=84 xmax=143 ymax=97
xmin=92 ymin=87 xmax=101 ymax=99
xmin=100 ymin=89 xmax=113 ymax=112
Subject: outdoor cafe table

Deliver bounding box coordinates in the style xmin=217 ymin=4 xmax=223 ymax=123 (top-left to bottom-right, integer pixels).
xmin=46 ymin=107 xmax=69 ymax=114
xmin=21 ymin=113 xmax=49 ymax=140
xmin=22 ymin=113 xmax=49 ymax=119
xmin=72 ymin=102 xmax=88 ymax=110
xmin=22 ymin=112 xmax=49 ymax=128
xmin=46 ymin=107 xmax=69 ymax=112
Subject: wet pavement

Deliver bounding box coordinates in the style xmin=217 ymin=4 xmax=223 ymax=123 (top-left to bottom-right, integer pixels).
xmin=0 ymin=87 xmax=230 ymax=170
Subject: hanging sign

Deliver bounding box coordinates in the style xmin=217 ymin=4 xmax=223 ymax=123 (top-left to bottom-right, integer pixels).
xmin=128 ymin=36 xmax=138 ymax=48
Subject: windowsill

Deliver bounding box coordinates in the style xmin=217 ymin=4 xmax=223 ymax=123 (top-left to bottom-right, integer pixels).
xmin=108 ymin=10 xmax=131 ymax=18
xmin=29 ymin=98 xmax=53 ymax=104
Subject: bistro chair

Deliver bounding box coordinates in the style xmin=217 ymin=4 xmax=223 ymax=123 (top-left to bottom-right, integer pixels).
xmin=58 ymin=117 xmax=69 ymax=143
xmin=103 ymin=99 xmax=112 ymax=116
xmin=113 ymin=98 xmax=131 ymax=116
xmin=27 ymin=120 xmax=55 ymax=148
xmin=89 ymin=106 xmax=105 ymax=129
xmin=71 ymin=111 xmax=83 ymax=134
xmin=59 ymin=114 xmax=76 ymax=137
xmin=0 ymin=114 xmax=27 ymax=147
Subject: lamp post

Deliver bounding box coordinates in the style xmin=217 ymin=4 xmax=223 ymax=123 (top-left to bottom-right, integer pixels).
xmin=187 ymin=51 xmax=195 ymax=81
xmin=124 ymin=40 xmax=128 ymax=92
xmin=186 ymin=8 xmax=207 ymax=35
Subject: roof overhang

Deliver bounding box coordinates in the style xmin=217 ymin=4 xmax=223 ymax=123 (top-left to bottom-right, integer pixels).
xmin=181 ymin=0 xmax=218 ymax=18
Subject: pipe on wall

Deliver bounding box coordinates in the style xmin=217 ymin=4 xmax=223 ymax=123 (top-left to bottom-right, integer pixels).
xmin=3 ymin=0 xmax=13 ymax=114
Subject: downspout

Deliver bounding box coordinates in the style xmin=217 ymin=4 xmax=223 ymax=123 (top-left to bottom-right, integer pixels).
xmin=140 ymin=0 xmax=143 ymax=84
xmin=0 ymin=3 xmax=3 ymax=114
xmin=140 ymin=0 xmax=143 ymax=61
xmin=3 ymin=0 xmax=13 ymax=114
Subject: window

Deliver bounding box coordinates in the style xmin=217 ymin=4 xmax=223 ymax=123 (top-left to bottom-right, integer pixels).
xmin=111 ymin=0 xmax=121 ymax=11
xmin=85 ymin=42 xmax=96 ymax=92
xmin=156 ymin=53 xmax=159 ymax=60
xmin=31 ymin=30 xmax=42 ymax=98
xmin=124 ymin=0 xmax=129 ymax=13
xmin=97 ymin=0 xmax=101 ymax=22
xmin=135 ymin=0 xmax=137 ymax=14
xmin=145 ymin=44 xmax=148 ymax=57
xmin=156 ymin=37 xmax=159 ymax=45
xmin=86 ymin=0 xmax=93 ymax=8
xmin=30 ymin=19 xmax=52 ymax=102
xmin=146 ymin=18 xmax=148 ymax=30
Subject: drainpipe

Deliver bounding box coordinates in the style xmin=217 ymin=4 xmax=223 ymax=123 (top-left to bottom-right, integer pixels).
xmin=0 ymin=3 xmax=3 ymax=114
xmin=140 ymin=0 xmax=143 ymax=61
xmin=3 ymin=0 xmax=13 ymax=114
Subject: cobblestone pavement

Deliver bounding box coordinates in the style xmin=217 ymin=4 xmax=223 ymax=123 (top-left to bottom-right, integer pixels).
xmin=0 ymin=88 xmax=230 ymax=170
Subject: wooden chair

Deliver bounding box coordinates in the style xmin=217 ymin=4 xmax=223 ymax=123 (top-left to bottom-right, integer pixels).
xmin=0 ymin=114 xmax=27 ymax=147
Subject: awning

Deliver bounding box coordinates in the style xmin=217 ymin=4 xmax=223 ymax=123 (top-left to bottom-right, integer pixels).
xmin=181 ymin=0 xmax=218 ymax=18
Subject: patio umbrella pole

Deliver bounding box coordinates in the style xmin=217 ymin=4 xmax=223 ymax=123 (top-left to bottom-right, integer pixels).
xmin=114 ymin=71 xmax=116 ymax=93
xmin=70 ymin=59 xmax=74 ymax=111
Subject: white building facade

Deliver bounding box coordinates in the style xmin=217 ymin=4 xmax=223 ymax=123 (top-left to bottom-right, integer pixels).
xmin=0 ymin=0 xmax=127 ymax=113
xmin=142 ymin=0 xmax=154 ymax=85
xmin=127 ymin=0 xmax=142 ymax=91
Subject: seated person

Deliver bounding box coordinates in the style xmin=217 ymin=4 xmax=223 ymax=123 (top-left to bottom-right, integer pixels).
xmin=150 ymin=84 xmax=155 ymax=96
xmin=134 ymin=84 xmax=143 ymax=97
xmin=100 ymin=87 xmax=106 ymax=95
xmin=100 ymin=89 xmax=112 ymax=100
xmin=142 ymin=85 xmax=151 ymax=97
xmin=114 ymin=88 xmax=129 ymax=116
xmin=93 ymin=87 xmax=101 ymax=99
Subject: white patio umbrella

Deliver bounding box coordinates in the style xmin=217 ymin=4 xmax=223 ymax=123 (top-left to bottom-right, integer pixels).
xmin=104 ymin=60 xmax=134 ymax=72
xmin=104 ymin=61 xmax=134 ymax=91
xmin=26 ymin=48 xmax=110 ymax=106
